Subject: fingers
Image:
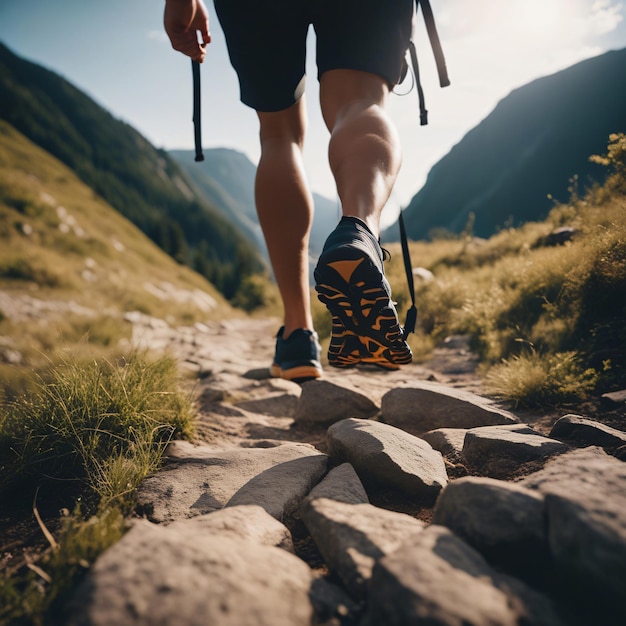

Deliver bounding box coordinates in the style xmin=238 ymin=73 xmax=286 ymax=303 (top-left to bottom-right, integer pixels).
xmin=170 ymin=35 xmax=206 ymax=62
xmin=164 ymin=0 xmax=211 ymax=62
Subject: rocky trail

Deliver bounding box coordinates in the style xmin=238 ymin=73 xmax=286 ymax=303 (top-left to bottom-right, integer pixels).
xmin=39 ymin=315 xmax=626 ymax=625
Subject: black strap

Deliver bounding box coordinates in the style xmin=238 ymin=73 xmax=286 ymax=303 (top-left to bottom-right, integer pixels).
xmin=417 ymin=0 xmax=451 ymax=88
xmin=397 ymin=0 xmax=449 ymax=338
xmin=411 ymin=0 xmax=451 ymax=126
xmin=408 ymin=41 xmax=428 ymax=126
xmin=192 ymin=60 xmax=204 ymax=162
xmin=399 ymin=209 xmax=417 ymax=338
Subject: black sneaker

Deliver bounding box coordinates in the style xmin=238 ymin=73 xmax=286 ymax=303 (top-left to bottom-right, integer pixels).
xmin=314 ymin=216 xmax=412 ymax=369
xmin=270 ymin=326 xmax=323 ymax=382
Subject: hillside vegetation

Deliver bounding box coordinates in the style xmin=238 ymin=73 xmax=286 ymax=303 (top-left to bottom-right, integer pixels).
xmin=392 ymin=47 xmax=626 ymax=240
xmin=375 ymin=133 xmax=626 ymax=406
xmin=0 ymin=42 xmax=262 ymax=300
xmin=0 ymin=120 xmax=238 ymax=397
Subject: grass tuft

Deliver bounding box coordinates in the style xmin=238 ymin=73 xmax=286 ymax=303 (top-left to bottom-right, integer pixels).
xmin=484 ymin=351 xmax=599 ymax=408
xmin=0 ymin=351 xmax=195 ymax=624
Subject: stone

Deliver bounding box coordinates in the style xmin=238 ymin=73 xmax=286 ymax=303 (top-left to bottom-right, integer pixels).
xmin=550 ymin=414 xmax=626 ymax=449
xmin=66 ymin=521 xmax=315 ymax=626
xmin=234 ymin=391 xmax=300 ymax=417
xmin=226 ymin=454 xmax=327 ymax=520
xmin=462 ymin=424 xmax=568 ymax=475
xmin=294 ymin=379 xmax=378 ymax=424
xmin=519 ymin=447 xmax=626 ymax=615
xmin=301 ymin=498 xmax=424 ymax=599
xmin=601 ymin=389 xmax=626 ymax=405
xmin=381 ymin=382 xmax=518 ymax=435
xmin=303 ymin=463 xmax=369 ymax=506
xmin=326 ymin=418 xmax=448 ymax=499
xmin=363 ymin=525 xmax=565 ymax=626
xmin=167 ymin=505 xmax=294 ymax=552
xmin=136 ymin=440 xmax=327 ymax=523
xmin=432 ymin=476 xmax=548 ymax=578
xmin=421 ymin=428 xmax=467 ymax=458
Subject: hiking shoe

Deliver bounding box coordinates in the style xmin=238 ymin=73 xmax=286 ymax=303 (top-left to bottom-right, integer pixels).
xmin=314 ymin=216 xmax=412 ymax=369
xmin=270 ymin=326 xmax=323 ymax=382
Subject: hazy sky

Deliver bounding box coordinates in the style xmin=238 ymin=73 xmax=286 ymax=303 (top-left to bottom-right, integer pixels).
xmin=1 ymin=0 xmax=625 ymax=226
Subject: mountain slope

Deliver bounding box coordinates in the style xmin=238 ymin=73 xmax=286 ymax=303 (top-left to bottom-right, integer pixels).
xmin=169 ymin=148 xmax=265 ymax=255
xmin=169 ymin=148 xmax=341 ymax=266
xmin=393 ymin=48 xmax=626 ymax=240
xmin=0 ymin=42 xmax=262 ymax=299
xmin=0 ymin=120 xmax=235 ymax=371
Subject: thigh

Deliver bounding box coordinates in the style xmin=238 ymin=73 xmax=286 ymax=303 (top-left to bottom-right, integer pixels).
xmin=214 ymin=0 xmax=309 ymax=112
xmin=313 ymin=0 xmax=414 ymax=87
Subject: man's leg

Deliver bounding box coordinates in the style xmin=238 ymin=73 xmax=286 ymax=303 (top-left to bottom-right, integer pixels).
xmin=314 ymin=68 xmax=411 ymax=369
xmin=256 ymin=97 xmax=314 ymax=339
xmin=320 ymin=69 xmax=401 ymax=238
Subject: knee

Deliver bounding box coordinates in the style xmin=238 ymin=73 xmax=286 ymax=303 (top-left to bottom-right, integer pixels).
xmin=258 ymin=104 xmax=307 ymax=149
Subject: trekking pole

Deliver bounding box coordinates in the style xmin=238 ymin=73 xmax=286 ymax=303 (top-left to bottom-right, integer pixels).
xmin=192 ymin=59 xmax=204 ymax=162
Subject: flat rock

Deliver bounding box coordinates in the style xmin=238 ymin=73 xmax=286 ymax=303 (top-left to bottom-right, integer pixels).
xmin=234 ymin=391 xmax=299 ymax=417
xmin=601 ymin=389 xmax=626 ymax=405
xmin=326 ymin=418 xmax=448 ymax=499
xmin=136 ymin=440 xmax=327 ymax=522
xmin=432 ymin=476 xmax=548 ymax=577
xmin=462 ymin=424 xmax=568 ymax=475
xmin=381 ymin=382 xmax=518 ymax=434
xmin=66 ymin=521 xmax=315 ymax=626
xmin=301 ymin=498 xmax=424 ymax=599
xmin=422 ymin=428 xmax=467 ymax=458
xmin=363 ymin=525 xmax=565 ymax=626
xmin=303 ymin=463 xmax=369 ymax=506
xmin=167 ymin=504 xmax=294 ymax=552
xmin=519 ymin=447 xmax=626 ymax=614
xmin=294 ymin=379 xmax=378 ymax=424
xmin=549 ymin=414 xmax=626 ymax=449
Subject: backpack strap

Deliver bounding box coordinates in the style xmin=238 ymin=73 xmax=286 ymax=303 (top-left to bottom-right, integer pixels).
xmin=411 ymin=0 xmax=450 ymax=125
xmin=398 ymin=1 xmax=449 ymax=339
xmin=417 ymin=0 xmax=450 ymax=89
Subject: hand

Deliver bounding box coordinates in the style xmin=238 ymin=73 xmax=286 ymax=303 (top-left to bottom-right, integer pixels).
xmin=164 ymin=0 xmax=211 ymax=63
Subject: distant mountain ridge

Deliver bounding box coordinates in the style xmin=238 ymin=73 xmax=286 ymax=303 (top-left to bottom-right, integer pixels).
xmin=170 ymin=149 xmax=341 ymax=272
xmin=0 ymin=42 xmax=262 ymax=300
xmin=389 ymin=47 xmax=626 ymax=240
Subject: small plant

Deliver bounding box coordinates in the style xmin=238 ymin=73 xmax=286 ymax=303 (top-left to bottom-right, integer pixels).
xmin=0 ymin=351 xmax=194 ymax=500
xmin=0 ymin=351 xmax=196 ymax=624
xmin=484 ymin=351 xmax=598 ymax=408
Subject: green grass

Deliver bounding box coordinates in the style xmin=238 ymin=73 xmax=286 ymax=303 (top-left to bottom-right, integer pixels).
xmin=377 ymin=135 xmax=626 ymax=407
xmin=0 ymin=351 xmax=195 ymax=624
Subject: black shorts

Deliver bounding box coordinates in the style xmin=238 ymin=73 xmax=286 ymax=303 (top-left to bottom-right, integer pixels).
xmin=214 ymin=0 xmax=414 ymax=112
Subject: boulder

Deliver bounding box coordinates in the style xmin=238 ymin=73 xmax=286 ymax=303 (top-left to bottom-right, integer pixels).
xmin=326 ymin=418 xmax=448 ymax=499
xmin=303 ymin=463 xmax=369 ymax=506
xmin=520 ymin=447 xmax=626 ymax=615
xmin=167 ymin=505 xmax=294 ymax=552
xmin=432 ymin=476 xmax=548 ymax=578
xmin=462 ymin=424 xmax=568 ymax=475
xmin=301 ymin=498 xmax=424 ymax=598
xmin=422 ymin=428 xmax=467 ymax=458
xmin=66 ymin=521 xmax=315 ymax=626
xmin=136 ymin=440 xmax=327 ymax=522
xmin=294 ymin=379 xmax=378 ymax=424
xmin=381 ymin=382 xmax=518 ymax=434
xmin=363 ymin=525 xmax=565 ymax=626
xmin=549 ymin=414 xmax=626 ymax=450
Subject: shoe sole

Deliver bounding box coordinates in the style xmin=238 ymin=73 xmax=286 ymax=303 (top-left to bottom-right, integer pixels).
xmin=314 ymin=248 xmax=412 ymax=369
xmin=270 ymin=363 xmax=322 ymax=382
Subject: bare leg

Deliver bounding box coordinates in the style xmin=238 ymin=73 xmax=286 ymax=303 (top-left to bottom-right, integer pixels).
xmin=315 ymin=69 xmax=411 ymax=369
xmin=320 ymin=69 xmax=402 ymax=238
xmin=256 ymin=98 xmax=313 ymax=338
